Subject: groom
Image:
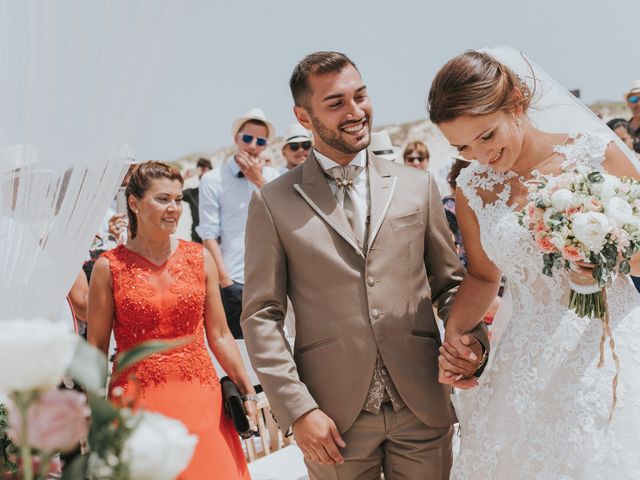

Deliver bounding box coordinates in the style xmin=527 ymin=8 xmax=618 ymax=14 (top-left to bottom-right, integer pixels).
xmin=241 ymin=51 xmax=488 ymax=479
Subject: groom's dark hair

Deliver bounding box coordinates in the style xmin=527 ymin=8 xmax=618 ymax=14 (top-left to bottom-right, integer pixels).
xmin=290 ymin=51 xmax=358 ymax=110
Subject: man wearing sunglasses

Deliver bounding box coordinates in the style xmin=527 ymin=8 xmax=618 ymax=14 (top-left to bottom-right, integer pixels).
xmin=626 ymin=80 xmax=640 ymax=154
xmin=280 ymin=123 xmax=313 ymax=174
xmin=198 ymin=107 xmax=279 ymax=339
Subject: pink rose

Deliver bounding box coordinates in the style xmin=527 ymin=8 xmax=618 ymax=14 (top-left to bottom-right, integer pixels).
xmin=8 ymin=389 xmax=89 ymax=453
xmin=535 ymin=234 xmax=558 ymax=253
xmin=585 ymin=197 xmax=603 ymax=212
xmin=562 ymin=245 xmax=584 ymax=262
xmin=534 ymin=220 xmax=547 ymax=234
xmin=565 ymin=206 xmax=582 ymax=218
xmin=611 ymin=228 xmax=631 ymax=251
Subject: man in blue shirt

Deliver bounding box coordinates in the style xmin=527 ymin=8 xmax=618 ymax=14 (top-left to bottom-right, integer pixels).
xmin=197 ymin=108 xmax=280 ymax=338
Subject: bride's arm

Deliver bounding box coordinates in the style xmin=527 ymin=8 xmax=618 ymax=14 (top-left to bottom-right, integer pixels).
xmin=602 ymin=143 xmax=640 ymax=275
xmin=438 ymin=188 xmax=502 ymax=386
xmin=444 ymin=188 xmax=502 ymax=339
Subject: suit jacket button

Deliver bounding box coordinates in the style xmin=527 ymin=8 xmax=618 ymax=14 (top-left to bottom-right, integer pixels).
xmin=367 ymin=277 xmax=376 ymax=287
xmin=370 ymin=308 xmax=380 ymax=320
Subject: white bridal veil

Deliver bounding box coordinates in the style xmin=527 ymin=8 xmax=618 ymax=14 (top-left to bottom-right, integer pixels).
xmin=477 ymin=46 xmax=640 ymax=345
xmin=0 ymin=1 xmax=184 ymax=321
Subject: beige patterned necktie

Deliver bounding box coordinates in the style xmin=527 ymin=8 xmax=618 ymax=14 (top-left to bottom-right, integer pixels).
xmin=329 ymin=165 xmax=366 ymax=245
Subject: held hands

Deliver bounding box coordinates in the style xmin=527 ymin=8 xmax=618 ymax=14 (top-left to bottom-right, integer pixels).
xmin=438 ymin=333 xmax=483 ymax=390
xmin=236 ymin=151 xmax=265 ymax=187
xmin=292 ymin=409 xmax=346 ymax=465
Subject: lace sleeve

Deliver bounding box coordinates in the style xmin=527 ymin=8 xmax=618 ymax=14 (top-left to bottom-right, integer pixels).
xmin=556 ymin=132 xmax=613 ymax=171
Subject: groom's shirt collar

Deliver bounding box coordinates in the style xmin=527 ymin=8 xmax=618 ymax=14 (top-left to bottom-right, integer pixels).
xmin=314 ymin=148 xmax=367 ymax=171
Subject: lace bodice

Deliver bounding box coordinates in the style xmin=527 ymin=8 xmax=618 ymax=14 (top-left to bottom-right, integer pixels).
xmin=456 ymin=132 xmax=616 ymax=318
xmin=104 ymin=240 xmax=216 ymax=397
xmin=452 ymin=132 xmax=640 ymax=478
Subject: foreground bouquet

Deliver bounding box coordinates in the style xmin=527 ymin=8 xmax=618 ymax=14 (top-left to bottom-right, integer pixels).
xmin=518 ymin=166 xmax=640 ymax=416
xmin=518 ymin=167 xmax=640 ymax=316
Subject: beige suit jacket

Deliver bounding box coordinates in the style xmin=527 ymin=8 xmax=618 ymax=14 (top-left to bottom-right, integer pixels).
xmin=241 ymin=151 xmax=487 ymax=434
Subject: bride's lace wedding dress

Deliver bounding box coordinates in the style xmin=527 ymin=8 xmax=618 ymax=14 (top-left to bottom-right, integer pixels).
xmin=451 ymin=132 xmax=640 ymax=479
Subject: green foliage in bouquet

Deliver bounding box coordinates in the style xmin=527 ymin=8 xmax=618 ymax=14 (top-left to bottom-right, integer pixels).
xmin=0 ymin=404 xmax=18 ymax=477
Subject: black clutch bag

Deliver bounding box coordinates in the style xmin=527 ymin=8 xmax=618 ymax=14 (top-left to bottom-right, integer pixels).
xmin=220 ymin=376 xmax=253 ymax=439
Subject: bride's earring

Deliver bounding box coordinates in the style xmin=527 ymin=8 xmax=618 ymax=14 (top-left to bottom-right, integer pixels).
xmin=515 ymin=116 xmax=521 ymax=127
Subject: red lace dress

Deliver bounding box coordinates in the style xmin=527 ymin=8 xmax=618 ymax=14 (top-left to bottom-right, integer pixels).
xmin=104 ymin=240 xmax=250 ymax=480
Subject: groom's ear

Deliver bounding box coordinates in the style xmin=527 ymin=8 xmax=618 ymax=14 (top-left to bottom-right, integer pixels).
xmin=293 ymin=105 xmax=312 ymax=131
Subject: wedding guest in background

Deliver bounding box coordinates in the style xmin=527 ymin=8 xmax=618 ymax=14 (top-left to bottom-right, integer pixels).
xmin=370 ymin=130 xmax=401 ymax=163
xmin=442 ymin=158 xmax=470 ymax=268
xmin=280 ymin=123 xmax=313 ymax=174
xmin=403 ymin=140 xmax=430 ymax=170
xmin=182 ymin=157 xmax=212 ymax=243
xmin=88 ymin=161 xmax=256 ymax=479
xmin=606 ymin=118 xmax=634 ymax=151
xmin=197 ymin=108 xmax=280 ymax=338
xmin=625 ymin=80 xmax=640 ymax=153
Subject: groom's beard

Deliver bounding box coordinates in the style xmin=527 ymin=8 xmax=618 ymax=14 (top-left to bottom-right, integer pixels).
xmin=310 ymin=111 xmax=371 ymax=155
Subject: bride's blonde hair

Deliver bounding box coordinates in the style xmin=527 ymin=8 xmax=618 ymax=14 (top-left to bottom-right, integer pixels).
xmin=428 ymin=50 xmax=533 ymax=124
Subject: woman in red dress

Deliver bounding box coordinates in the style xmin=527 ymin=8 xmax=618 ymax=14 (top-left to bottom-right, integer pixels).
xmin=88 ymin=161 xmax=255 ymax=479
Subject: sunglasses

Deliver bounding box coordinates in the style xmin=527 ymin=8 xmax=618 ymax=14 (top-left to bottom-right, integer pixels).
xmin=404 ymin=156 xmax=428 ymax=163
xmin=240 ymin=133 xmax=267 ymax=147
xmin=628 ymin=95 xmax=640 ymax=105
xmin=288 ymin=141 xmax=312 ymax=152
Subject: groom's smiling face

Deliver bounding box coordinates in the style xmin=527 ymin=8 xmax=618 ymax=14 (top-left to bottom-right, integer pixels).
xmin=294 ymin=64 xmax=372 ymax=164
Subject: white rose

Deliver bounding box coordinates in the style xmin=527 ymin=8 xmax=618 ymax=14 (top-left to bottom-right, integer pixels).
xmin=549 ymin=233 xmax=566 ymax=251
xmin=123 ymin=412 xmax=197 ymax=480
xmin=604 ymin=197 xmax=635 ymax=228
xmin=543 ymin=208 xmax=557 ymax=225
xmin=550 ymin=189 xmax=575 ymax=211
xmin=590 ymin=174 xmax=621 ymax=200
xmin=0 ymin=320 xmax=77 ymax=393
xmin=572 ymin=212 xmax=611 ymax=252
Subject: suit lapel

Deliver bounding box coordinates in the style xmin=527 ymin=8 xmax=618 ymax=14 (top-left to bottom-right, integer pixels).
xmin=294 ymin=153 xmax=365 ymax=258
xmin=367 ymin=153 xmax=397 ymax=255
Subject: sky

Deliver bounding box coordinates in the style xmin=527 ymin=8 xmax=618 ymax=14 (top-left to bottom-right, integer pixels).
xmin=135 ymin=0 xmax=637 ymax=161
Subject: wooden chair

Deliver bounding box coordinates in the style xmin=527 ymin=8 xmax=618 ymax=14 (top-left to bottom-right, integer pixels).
xmin=243 ymin=392 xmax=294 ymax=462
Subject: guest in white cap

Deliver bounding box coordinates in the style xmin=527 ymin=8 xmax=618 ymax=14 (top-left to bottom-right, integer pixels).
xmin=625 ymin=79 xmax=640 ymax=153
xmin=280 ymin=123 xmax=313 ymax=173
xmin=369 ymin=130 xmax=400 ymax=163
xmin=197 ymin=108 xmax=280 ymax=338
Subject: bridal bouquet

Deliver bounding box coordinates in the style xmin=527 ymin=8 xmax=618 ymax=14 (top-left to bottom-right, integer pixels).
xmin=518 ymin=167 xmax=640 ymax=319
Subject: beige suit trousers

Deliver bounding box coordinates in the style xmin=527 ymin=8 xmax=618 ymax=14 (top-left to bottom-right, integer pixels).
xmin=305 ymin=405 xmax=453 ymax=480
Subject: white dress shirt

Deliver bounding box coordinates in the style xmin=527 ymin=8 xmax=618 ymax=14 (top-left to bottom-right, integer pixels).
xmin=314 ymin=148 xmax=369 ymax=237
xmin=197 ymin=157 xmax=280 ymax=283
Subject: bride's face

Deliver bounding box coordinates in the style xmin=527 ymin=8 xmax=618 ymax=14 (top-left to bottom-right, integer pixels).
xmin=439 ymin=110 xmax=523 ymax=172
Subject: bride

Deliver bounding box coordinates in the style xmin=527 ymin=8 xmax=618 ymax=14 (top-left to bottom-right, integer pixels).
xmin=428 ymin=47 xmax=640 ymax=478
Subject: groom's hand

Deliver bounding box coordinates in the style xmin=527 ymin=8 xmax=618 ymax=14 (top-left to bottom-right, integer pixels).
xmin=438 ymin=333 xmax=483 ymax=382
xmin=292 ymin=409 xmax=346 ymax=465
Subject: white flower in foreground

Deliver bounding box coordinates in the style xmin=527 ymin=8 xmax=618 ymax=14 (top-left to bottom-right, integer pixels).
xmin=0 ymin=320 xmax=78 ymax=392
xmin=550 ymin=188 xmax=575 ymax=211
xmin=572 ymin=212 xmax=611 ymax=252
xmin=590 ymin=174 xmax=621 ymax=200
xmin=122 ymin=411 xmax=197 ymax=480
xmin=605 ymin=197 xmax=636 ymax=228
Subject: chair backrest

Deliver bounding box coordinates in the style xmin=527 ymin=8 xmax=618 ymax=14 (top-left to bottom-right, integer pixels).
xmin=243 ymin=393 xmax=293 ymax=462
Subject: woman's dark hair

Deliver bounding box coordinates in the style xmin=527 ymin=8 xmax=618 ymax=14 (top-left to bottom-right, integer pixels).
xmin=125 ymin=161 xmax=183 ymax=239
xmin=607 ymin=118 xmax=629 ymax=132
xmin=447 ymin=159 xmax=471 ymax=191
xmin=428 ymin=50 xmax=533 ymax=124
